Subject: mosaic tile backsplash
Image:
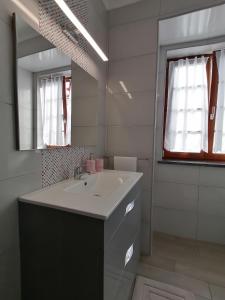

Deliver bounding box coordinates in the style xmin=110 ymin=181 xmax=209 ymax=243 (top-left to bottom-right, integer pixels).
xmin=41 ymin=146 xmax=90 ymax=187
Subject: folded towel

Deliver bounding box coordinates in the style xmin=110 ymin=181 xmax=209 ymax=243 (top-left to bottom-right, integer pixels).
xmin=114 ymin=156 xmax=137 ymax=172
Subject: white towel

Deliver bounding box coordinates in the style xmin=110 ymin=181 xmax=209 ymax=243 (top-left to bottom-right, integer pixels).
xmin=114 ymin=156 xmax=137 ymax=172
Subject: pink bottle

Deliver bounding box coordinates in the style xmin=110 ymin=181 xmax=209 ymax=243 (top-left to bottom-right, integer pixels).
xmin=86 ymin=153 xmax=96 ymax=173
xmin=95 ymin=158 xmax=104 ymax=172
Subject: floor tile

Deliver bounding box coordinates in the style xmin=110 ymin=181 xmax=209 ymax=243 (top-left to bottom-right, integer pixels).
xmin=141 ymin=254 xmax=176 ymax=272
xmin=175 ymin=262 xmax=225 ymax=288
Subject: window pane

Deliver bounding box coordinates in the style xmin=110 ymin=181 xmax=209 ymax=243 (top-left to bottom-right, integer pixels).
xmin=186 ymin=111 xmax=202 ymax=132
xmin=165 ymin=57 xmax=208 ymax=154
xmin=213 ymin=50 xmax=225 ymax=154
xmin=186 ymin=133 xmax=201 ymax=152
xmin=187 ymin=87 xmax=205 ymax=110
xmin=172 ymin=89 xmax=186 ymax=110
xmin=173 ymin=133 xmax=183 ymax=152
xmin=176 ymin=111 xmax=184 ymax=132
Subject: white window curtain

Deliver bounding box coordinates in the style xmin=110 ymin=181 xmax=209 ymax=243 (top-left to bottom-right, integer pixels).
xmin=165 ymin=56 xmax=209 ymax=153
xmin=213 ymin=50 xmax=225 ymax=153
xmin=37 ymin=75 xmax=65 ymax=148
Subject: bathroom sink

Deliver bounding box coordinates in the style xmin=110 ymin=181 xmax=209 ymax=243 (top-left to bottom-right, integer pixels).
xmin=19 ymin=170 xmax=143 ymax=219
xmin=64 ymin=172 xmax=129 ymax=198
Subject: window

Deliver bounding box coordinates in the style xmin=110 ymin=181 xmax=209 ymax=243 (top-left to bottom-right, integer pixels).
xmin=37 ymin=74 xmax=72 ymax=148
xmin=163 ymin=50 xmax=225 ymax=161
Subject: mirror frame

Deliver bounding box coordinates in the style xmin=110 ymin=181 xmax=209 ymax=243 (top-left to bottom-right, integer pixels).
xmin=12 ymin=13 xmax=20 ymax=150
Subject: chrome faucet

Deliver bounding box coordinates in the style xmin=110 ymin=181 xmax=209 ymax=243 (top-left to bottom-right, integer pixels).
xmin=74 ymin=166 xmax=83 ymax=180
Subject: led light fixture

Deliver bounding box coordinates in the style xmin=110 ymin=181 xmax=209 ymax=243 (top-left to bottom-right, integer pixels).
xmin=54 ymin=0 xmax=108 ymax=61
xmin=119 ymin=81 xmax=133 ymax=99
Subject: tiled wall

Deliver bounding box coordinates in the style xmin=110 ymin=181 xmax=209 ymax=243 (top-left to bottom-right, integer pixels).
xmin=41 ymin=147 xmax=89 ymax=187
xmin=0 ymin=1 xmax=107 ymax=299
xmin=107 ymin=0 xmax=225 ymax=254
xmin=154 ymin=163 xmax=225 ymax=245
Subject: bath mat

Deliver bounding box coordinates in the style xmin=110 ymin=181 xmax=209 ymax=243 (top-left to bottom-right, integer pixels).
xmin=132 ymin=276 xmax=195 ymax=300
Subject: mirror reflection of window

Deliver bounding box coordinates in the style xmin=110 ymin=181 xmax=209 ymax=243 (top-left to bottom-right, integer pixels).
xmin=37 ymin=72 xmax=72 ymax=149
xmin=15 ymin=14 xmax=73 ymax=150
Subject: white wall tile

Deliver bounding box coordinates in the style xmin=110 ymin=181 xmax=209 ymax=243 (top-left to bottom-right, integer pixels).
xmin=199 ymin=186 xmax=225 ymax=218
xmin=154 ymin=182 xmax=198 ymax=212
xmin=72 ymin=126 xmax=97 ymax=146
xmin=107 ymin=125 xmax=154 ymax=158
xmin=198 ymin=214 xmax=225 ymax=245
xmin=0 ymin=103 xmax=42 ymax=181
xmin=108 ymin=54 xmax=157 ymax=93
xmin=109 ymin=18 xmax=157 ymax=60
xmin=0 ymin=172 xmax=42 ymax=251
xmin=155 ymin=163 xmax=199 ymax=185
xmin=199 ymin=166 xmax=225 ymax=188
xmin=109 ymin=0 xmax=161 ymax=27
xmin=87 ymin=8 xmax=107 ymax=53
xmin=153 ymin=207 xmax=197 ymax=239
xmin=106 ymin=90 xmax=155 ymax=126
xmin=72 ymin=97 xmax=98 ymax=126
xmin=154 ymin=128 xmax=164 ymax=161
xmin=138 ymin=158 xmax=153 ymax=190
xmin=141 ymin=190 xmax=152 ymax=223
xmin=141 ymin=219 xmax=151 ymax=255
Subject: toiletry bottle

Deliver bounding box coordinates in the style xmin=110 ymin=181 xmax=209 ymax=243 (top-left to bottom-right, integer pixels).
xmin=86 ymin=153 xmax=96 ymax=173
xmin=96 ymin=158 xmax=104 ymax=172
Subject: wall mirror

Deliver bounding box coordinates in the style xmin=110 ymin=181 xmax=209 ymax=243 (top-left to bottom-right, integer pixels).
xmin=13 ymin=14 xmax=98 ymax=150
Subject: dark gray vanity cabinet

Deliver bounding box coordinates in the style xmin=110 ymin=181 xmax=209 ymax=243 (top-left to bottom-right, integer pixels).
xmin=19 ymin=181 xmax=141 ymax=300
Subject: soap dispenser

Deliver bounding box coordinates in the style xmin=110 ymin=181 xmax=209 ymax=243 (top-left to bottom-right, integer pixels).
xmin=86 ymin=153 xmax=96 ymax=173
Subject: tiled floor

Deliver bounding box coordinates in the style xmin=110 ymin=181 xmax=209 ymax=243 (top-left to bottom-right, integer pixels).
xmin=138 ymin=232 xmax=225 ymax=300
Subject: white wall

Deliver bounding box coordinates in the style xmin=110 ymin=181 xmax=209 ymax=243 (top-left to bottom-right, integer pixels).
xmin=107 ymin=0 xmax=225 ymax=254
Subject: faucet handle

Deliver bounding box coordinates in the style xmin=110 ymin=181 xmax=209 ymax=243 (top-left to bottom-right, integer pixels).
xmin=74 ymin=165 xmax=81 ymax=177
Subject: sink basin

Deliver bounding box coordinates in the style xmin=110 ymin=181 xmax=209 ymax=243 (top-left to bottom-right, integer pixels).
xmin=64 ymin=172 xmax=129 ymax=198
xmin=19 ymin=170 xmax=143 ymax=219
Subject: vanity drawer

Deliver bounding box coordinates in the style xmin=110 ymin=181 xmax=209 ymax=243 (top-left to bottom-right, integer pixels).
xmin=104 ymin=234 xmax=140 ymax=300
xmin=104 ymin=204 xmax=140 ymax=295
xmin=104 ymin=226 xmax=136 ymax=285
xmin=104 ymin=181 xmax=141 ymax=246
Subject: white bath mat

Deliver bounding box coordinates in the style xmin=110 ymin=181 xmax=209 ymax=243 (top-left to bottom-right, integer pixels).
xmin=132 ymin=276 xmax=195 ymax=300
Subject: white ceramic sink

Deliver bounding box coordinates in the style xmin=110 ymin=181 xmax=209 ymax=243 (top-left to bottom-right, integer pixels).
xmin=64 ymin=172 xmax=129 ymax=198
xmin=19 ymin=170 xmax=143 ymax=219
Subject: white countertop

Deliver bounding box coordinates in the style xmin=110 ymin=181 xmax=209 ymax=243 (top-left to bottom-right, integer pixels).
xmin=19 ymin=170 xmax=143 ymax=220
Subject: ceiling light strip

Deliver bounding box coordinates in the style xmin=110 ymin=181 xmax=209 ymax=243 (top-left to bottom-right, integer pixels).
xmin=53 ymin=0 xmax=108 ymax=62
xmin=119 ymin=81 xmax=128 ymax=93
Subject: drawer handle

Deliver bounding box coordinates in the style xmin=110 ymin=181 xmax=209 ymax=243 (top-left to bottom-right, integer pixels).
xmin=125 ymin=200 xmax=135 ymax=216
xmin=125 ymin=244 xmax=134 ymax=267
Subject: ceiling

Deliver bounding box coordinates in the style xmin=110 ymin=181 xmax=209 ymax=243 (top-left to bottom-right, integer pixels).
xmin=159 ymin=3 xmax=225 ymax=46
xmin=102 ymin=0 xmax=143 ymax=10
xmin=18 ymin=48 xmax=71 ymax=72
